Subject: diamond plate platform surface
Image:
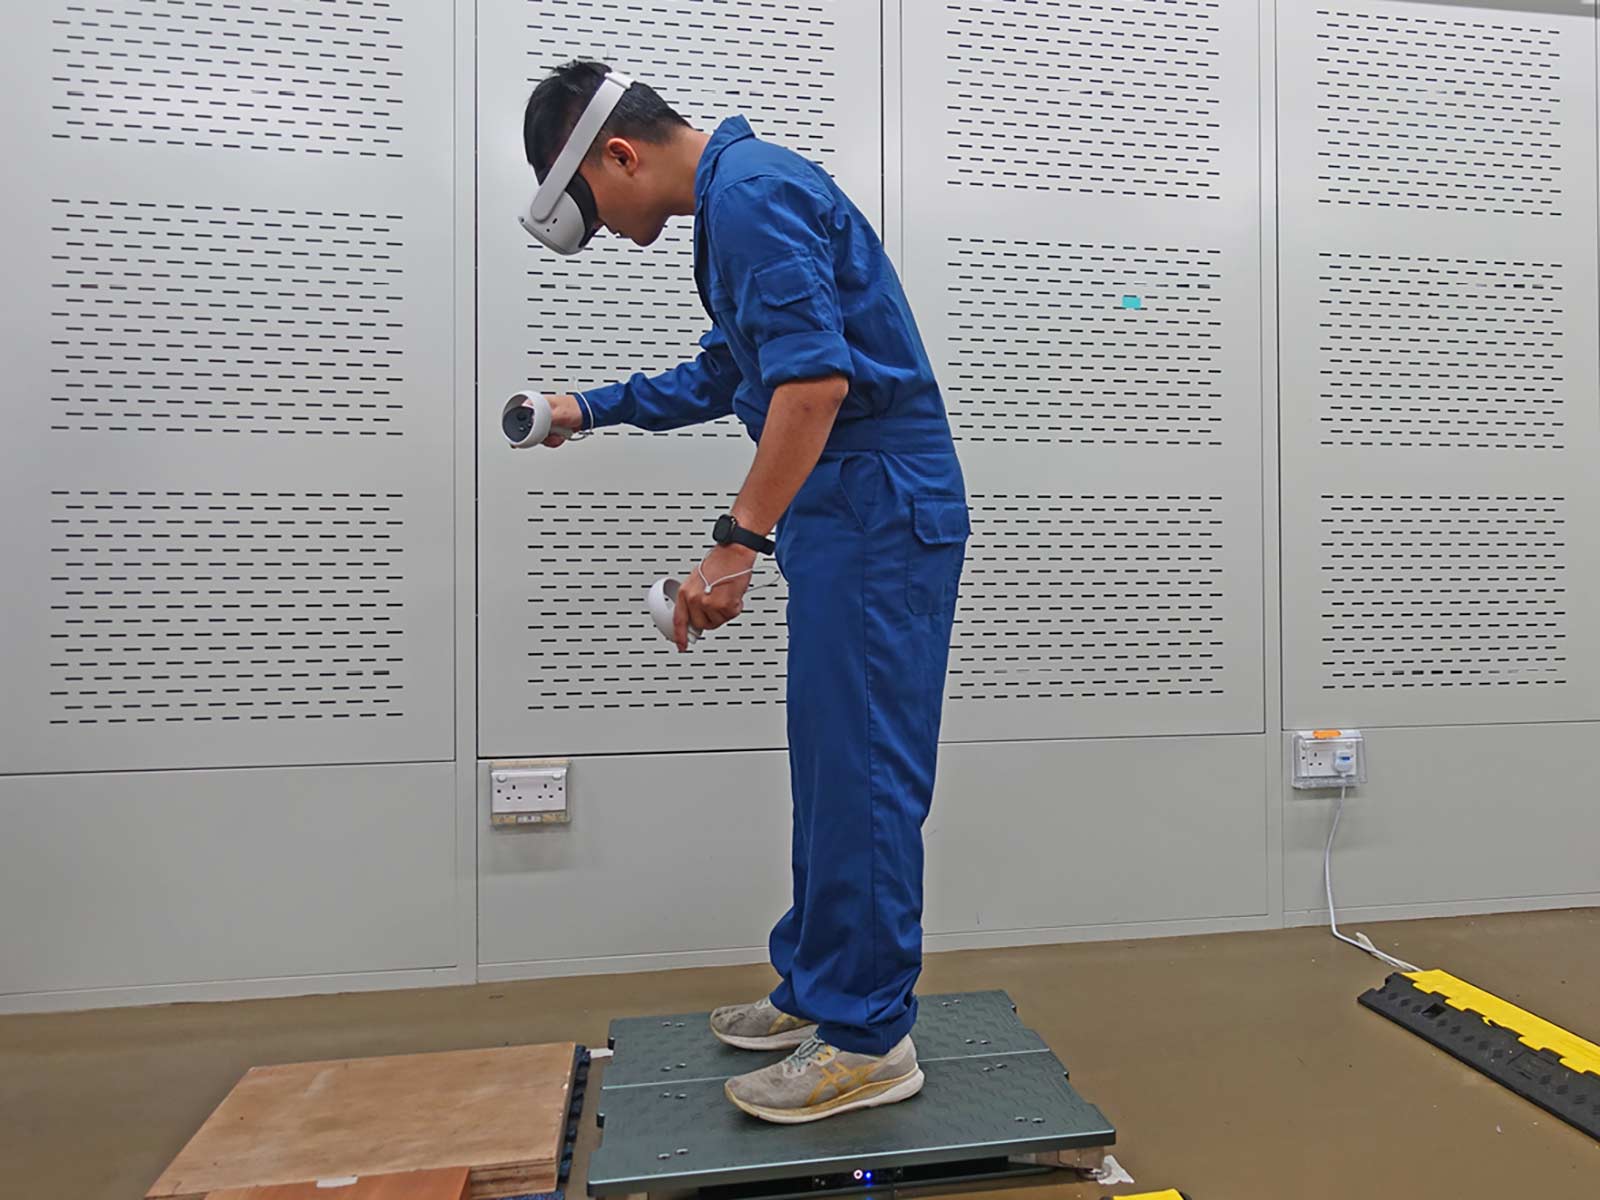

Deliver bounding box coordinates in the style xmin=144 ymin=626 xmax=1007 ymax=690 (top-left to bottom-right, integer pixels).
xmin=587 ymin=991 xmax=1115 ymax=1195
xmin=603 ymin=991 xmax=1045 ymax=1089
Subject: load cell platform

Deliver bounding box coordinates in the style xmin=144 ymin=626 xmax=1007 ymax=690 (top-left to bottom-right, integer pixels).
xmin=586 ymin=990 xmax=1116 ymax=1198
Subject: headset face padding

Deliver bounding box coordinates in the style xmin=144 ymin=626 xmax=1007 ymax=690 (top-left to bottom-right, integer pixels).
xmin=518 ymin=184 xmax=597 ymax=256
xmin=566 ymin=169 xmax=601 ymax=247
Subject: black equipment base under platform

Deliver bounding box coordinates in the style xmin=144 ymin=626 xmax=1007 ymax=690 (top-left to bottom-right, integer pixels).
xmin=586 ymin=990 xmax=1115 ymax=1197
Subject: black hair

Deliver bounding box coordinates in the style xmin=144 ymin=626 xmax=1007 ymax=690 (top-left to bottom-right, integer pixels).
xmin=523 ymin=60 xmax=690 ymax=177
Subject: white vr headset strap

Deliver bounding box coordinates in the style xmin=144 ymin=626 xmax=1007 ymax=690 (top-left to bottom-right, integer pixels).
xmin=529 ymin=71 xmax=634 ymax=223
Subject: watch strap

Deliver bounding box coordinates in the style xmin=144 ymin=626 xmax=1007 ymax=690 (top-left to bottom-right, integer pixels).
xmin=715 ymin=514 xmax=775 ymax=555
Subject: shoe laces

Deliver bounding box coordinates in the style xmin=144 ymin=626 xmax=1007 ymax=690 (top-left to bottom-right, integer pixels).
xmin=783 ymin=1034 xmax=832 ymax=1075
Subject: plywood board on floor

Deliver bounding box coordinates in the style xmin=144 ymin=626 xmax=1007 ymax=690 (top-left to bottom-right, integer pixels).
xmin=207 ymin=1167 xmax=471 ymax=1200
xmin=148 ymin=1044 xmax=575 ymax=1200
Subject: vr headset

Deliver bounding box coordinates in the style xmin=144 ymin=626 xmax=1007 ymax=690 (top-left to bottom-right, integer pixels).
xmin=518 ymin=68 xmax=634 ymax=255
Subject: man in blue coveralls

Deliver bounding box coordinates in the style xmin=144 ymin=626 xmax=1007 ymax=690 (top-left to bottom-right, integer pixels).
xmin=522 ymin=63 xmax=968 ymax=1124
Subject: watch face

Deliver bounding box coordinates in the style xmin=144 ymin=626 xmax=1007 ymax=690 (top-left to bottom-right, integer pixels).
xmin=713 ymin=514 xmax=734 ymax=544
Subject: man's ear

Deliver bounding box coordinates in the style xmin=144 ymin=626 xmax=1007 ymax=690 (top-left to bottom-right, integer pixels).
xmin=602 ymin=136 xmax=640 ymax=174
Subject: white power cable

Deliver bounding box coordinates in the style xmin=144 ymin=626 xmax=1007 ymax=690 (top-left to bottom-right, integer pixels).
xmin=1324 ymin=784 xmax=1421 ymax=974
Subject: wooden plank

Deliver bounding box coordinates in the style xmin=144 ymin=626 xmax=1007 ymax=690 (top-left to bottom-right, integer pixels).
xmin=149 ymin=1044 xmax=575 ymax=1200
xmin=207 ymin=1167 xmax=471 ymax=1200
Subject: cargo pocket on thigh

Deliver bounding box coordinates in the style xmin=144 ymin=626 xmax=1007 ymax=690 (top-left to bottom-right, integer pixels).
xmin=906 ymin=496 xmax=970 ymax=615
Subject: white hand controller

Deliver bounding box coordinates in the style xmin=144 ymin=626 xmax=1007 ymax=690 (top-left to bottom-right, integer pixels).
xmin=647 ymin=577 xmax=702 ymax=643
xmin=502 ymin=391 xmax=581 ymax=448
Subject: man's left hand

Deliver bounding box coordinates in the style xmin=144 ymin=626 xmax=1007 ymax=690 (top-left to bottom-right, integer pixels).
xmin=674 ymin=543 xmax=759 ymax=652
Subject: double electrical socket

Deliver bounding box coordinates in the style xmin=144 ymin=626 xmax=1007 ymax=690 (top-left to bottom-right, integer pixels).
xmin=1291 ymin=729 xmax=1367 ymax=790
xmin=490 ymin=760 xmax=569 ymax=827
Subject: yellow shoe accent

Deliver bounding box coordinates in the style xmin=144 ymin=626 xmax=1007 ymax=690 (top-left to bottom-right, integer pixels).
xmin=805 ymin=1054 xmax=885 ymax=1108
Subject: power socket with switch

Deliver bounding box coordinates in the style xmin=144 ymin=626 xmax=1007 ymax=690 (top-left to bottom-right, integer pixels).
xmin=1291 ymin=729 xmax=1367 ymax=790
xmin=490 ymin=760 xmax=569 ymax=827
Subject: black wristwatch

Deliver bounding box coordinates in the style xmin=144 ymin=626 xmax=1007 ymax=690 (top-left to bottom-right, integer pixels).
xmin=713 ymin=513 xmax=775 ymax=556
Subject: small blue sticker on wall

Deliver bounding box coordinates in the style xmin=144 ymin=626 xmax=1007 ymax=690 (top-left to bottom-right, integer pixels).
xmin=1121 ymin=295 xmax=1143 ymax=309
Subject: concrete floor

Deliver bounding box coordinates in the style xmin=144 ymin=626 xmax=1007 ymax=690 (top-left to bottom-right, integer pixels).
xmin=1 ymin=909 xmax=1596 ymax=1199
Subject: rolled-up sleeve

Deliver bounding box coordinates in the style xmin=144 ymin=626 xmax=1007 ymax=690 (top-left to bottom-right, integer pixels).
xmin=706 ymin=177 xmax=852 ymax=389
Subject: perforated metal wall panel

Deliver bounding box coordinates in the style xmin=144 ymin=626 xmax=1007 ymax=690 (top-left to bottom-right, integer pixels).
xmin=902 ymin=0 xmax=1265 ymax=740
xmin=0 ymin=2 xmax=456 ymax=772
xmin=47 ymin=0 xmax=410 ymax=158
xmin=42 ymin=200 xmax=414 ymax=438
xmin=938 ymin=0 xmax=1228 ymax=203
xmin=1278 ymin=1 xmax=1600 ymax=728
xmin=475 ymin=0 xmax=882 ymax=757
xmin=953 ymin=492 xmax=1233 ymax=710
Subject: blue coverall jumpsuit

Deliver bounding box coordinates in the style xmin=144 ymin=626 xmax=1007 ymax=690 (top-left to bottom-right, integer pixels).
xmin=581 ymin=117 xmax=968 ymax=1056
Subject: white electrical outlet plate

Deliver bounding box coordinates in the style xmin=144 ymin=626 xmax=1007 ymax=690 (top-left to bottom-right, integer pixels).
xmin=489 ymin=760 xmax=570 ymax=827
xmin=1291 ymin=729 xmax=1367 ymax=790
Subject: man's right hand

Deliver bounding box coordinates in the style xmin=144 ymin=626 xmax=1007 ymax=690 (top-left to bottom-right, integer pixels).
xmin=544 ymin=394 xmax=585 ymax=446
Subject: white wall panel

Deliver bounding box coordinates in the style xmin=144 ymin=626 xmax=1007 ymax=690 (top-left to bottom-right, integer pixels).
xmin=0 ymin=764 xmax=457 ymax=998
xmin=1283 ymin=723 xmax=1600 ymax=917
xmin=925 ymin=735 xmax=1269 ymax=935
xmin=1278 ymin=0 xmax=1600 ymax=729
xmin=476 ymin=1 xmax=883 ymax=758
xmin=478 ymin=752 xmax=792 ymax=970
xmin=0 ymin=2 xmax=458 ymax=772
xmin=479 ymin=735 xmax=1268 ymax=973
xmin=902 ymin=0 xmax=1267 ymax=742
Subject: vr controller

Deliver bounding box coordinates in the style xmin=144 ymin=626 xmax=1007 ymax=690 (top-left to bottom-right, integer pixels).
xmin=647 ymin=577 xmax=702 ymax=644
xmin=501 ymin=391 xmax=580 ymax=448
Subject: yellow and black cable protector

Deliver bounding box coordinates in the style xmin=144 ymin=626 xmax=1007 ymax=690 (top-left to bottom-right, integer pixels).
xmin=1360 ymin=969 xmax=1600 ymax=1139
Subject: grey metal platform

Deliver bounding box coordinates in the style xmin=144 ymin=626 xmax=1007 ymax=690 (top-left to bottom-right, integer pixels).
xmin=587 ymin=991 xmax=1116 ymax=1198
